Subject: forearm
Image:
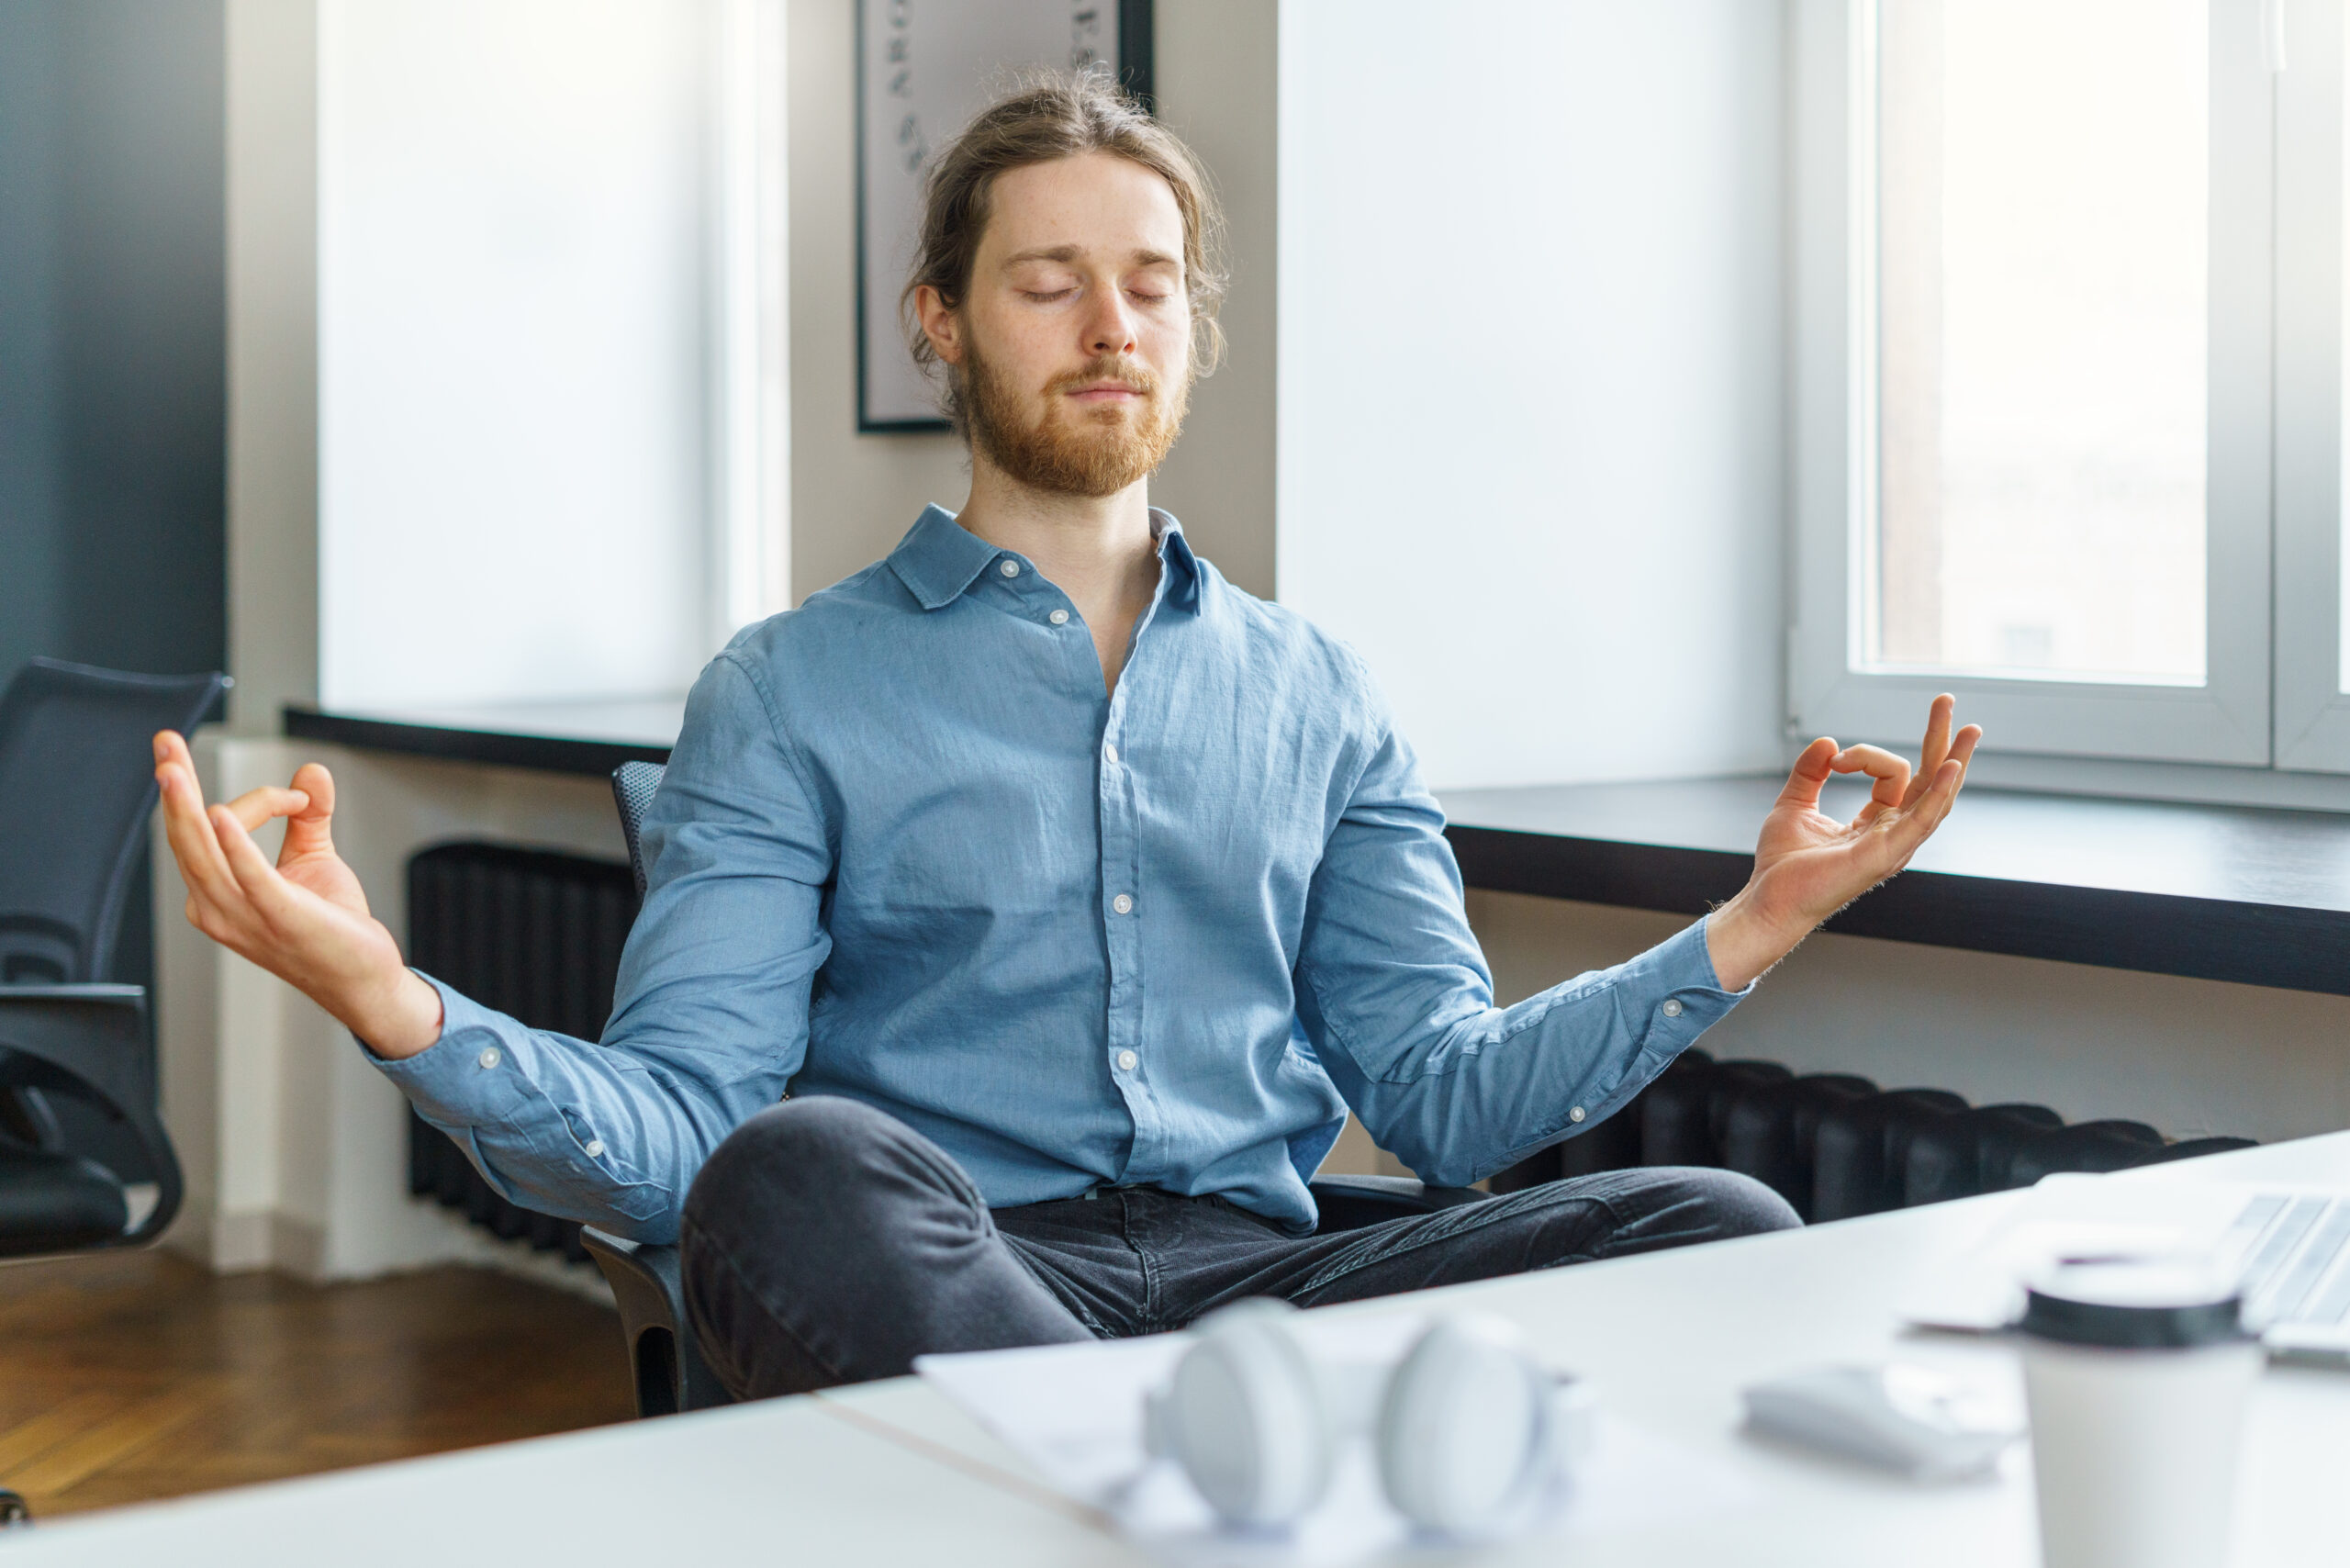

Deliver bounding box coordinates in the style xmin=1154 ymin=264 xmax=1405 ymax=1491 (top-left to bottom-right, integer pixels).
xmin=375 ymin=978 xmax=778 ymax=1241
xmin=1315 ymin=921 xmax=1742 ymax=1185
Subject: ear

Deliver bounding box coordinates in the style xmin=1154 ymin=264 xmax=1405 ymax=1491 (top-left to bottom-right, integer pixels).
xmin=914 ymin=284 xmax=965 ymax=367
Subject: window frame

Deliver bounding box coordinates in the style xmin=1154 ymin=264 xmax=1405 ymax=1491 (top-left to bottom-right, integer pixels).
xmin=1789 ymin=0 xmax=2277 ymax=767
xmin=2275 ymin=0 xmax=2350 ymax=767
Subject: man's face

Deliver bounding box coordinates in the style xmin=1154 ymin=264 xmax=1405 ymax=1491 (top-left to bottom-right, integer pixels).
xmin=931 ymin=151 xmax=1193 ymax=498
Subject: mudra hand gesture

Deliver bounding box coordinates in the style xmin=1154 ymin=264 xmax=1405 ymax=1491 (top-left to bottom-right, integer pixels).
xmin=152 ymin=730 xmax=443 ymax=1057
xmin=1706 ymin=695 xmax=1981 ymax=991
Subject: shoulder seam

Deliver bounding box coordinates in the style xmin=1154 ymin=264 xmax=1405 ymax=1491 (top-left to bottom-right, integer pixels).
xmin=711 ymin=648 xmax=828 ymax=811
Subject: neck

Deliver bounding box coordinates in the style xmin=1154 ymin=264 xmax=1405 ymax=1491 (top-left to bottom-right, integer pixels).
xmin=956 ymin=451 xmax=1164 ymax=694
xmin=954 ymin=452 xmax=1158 ymax=591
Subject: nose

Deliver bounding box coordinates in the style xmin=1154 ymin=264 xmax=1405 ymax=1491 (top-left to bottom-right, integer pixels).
xmin=1082 ymin=283 xmax=1138 ymax=360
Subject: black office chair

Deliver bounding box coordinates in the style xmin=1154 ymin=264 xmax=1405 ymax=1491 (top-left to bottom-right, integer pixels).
xmin=582 ymin=759 xmax=1490 ymax=1417
xmin=0 ymin=658 xmax=228 ymax=1259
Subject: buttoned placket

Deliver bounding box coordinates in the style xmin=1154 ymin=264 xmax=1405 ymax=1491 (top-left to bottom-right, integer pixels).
xmin=979 ymin=539 xmax=1180 ymax=1180
xmin=1097 ymin=552 xmax=1181 ymax=1179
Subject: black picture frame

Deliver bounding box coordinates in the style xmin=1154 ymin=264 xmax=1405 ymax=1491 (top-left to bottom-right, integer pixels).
xmin=856 ymin=0 xmax=1156 ymax=434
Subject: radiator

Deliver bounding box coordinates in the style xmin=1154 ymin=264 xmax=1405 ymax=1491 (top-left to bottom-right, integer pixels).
xmin=405 ymin=842 xmax=638 ymax=1262
xmin=1487 ymin=1048 xmax=2255 ymax=1217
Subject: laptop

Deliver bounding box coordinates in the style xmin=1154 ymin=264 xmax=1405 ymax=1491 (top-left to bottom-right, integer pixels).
xmin=1899 ymin=1173 xmax=2350 ymax=1363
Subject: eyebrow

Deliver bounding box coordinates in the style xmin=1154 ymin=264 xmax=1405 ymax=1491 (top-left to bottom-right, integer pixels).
xmin=1001 ymin=245 xmax=1181 ymax=269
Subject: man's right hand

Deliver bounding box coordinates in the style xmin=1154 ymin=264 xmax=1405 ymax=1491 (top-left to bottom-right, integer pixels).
xmin=153 ymin=730 xmax=443 ymax=1059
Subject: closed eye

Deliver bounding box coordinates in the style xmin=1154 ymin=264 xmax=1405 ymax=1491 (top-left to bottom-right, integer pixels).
xmin=1023 ymin=288 xmax=1077 ymax=303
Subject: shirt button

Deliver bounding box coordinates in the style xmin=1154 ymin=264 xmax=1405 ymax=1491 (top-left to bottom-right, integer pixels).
xmin=1116 ymin=1050 xmax=1138 ymax=1071
xmin=476 ymin=1047 xmax=502 ymax=1070
xmin=1113 ymin=893 xmax=1134 ymax=914
xmin=1103 ymin=742 xmax=1119 ymax=765
xmin=1662 ymin=999 xmax=1684 ymax=1018
xmin=583 ymin=1139 xmax=605 ymax=1159
xmin=1569 ymin=1106 xmax=1586 ymax=1123
xmin=1048 ymin=609 xmax=1069 ymax=625
xmin=1000 ymin=559 xmax=1020 ymax=577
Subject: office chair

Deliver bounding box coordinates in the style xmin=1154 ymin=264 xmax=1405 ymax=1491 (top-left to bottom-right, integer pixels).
xmin=0 ymin=657 xmax=229 ymax=1260
xmin=582 ymin=759 xmax=1491 ymax=1417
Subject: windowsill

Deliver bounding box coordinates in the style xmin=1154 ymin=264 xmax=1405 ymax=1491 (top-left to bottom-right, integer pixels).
xmin=1440 ymin=776 xmax=2350 ymax=998
xmin=280 ymin=703 xmax=2350 ymax=998
xmin=283 ymin=700 xmax=682 ymax=777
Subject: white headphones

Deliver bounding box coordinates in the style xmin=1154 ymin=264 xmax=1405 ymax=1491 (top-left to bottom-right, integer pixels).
xmin=1142 ymin=1300 xmax=1594 ymax=1539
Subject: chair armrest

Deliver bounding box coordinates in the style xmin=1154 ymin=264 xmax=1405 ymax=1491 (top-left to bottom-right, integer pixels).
xmin=1308 ymin=1173 xmax=1489 ymax=1234
xmin=0 ymin=986 xmax=180 ymax=1246
xmin=580 ymin=1227 xmax=733 ymax=1417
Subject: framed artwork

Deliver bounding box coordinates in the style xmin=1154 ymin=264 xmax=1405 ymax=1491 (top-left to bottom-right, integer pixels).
xmin=857 ymin=0 xmax=1155 ymax=431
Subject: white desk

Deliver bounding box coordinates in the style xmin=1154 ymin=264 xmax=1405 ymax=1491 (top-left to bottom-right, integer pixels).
xmin=18 ymin=1134 xmax=2350 ymax=1564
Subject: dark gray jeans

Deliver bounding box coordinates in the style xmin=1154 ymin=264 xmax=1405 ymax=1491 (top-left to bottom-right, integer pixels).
xmin=679 ymin=1097 xmax=1799 ymax=1400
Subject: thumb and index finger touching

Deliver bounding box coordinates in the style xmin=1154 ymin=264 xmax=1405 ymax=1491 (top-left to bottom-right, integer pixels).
xmin=1773 ymin=694 xmax=1983 ymax=829
xmin=152 ymin=729 xmax=341 ymax=879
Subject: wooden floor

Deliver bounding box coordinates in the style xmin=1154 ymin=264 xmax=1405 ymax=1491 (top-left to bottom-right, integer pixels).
xmin=0 ymin=1249 xmax=634 ymax=1518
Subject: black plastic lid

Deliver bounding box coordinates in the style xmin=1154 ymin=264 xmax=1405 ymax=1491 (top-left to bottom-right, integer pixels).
xmin=2020 ymin=1260 xmax=2247 ymax=1350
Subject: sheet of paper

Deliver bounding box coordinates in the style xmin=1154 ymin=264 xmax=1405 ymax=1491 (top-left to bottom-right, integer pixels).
xmin=915 ymin=1314 xmax=1756 ymax=1567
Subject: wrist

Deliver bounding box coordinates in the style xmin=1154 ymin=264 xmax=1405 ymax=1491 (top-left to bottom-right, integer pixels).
xmin=341 ymin=968 xmax=444 ymax=1060
xmin=1704 ymin=888 xmax=1813 ymax=992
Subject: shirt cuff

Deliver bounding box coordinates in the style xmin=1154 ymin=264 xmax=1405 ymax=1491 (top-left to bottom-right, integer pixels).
xmin=364 ymin=972 xmax=531 ymax=1131
xmin=1634 ymin=917 xmax=1751 ymax=1047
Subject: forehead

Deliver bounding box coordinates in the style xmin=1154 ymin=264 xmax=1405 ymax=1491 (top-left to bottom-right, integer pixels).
xmin=979 ymin=151 xmax=1185 ymax=264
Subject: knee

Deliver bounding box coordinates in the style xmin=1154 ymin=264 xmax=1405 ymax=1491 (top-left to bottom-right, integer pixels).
xmin=1661 ymin=1167 xmax=1802 ymax=1239
xmin=685 ymin=1096 xmax=934 ymax=1238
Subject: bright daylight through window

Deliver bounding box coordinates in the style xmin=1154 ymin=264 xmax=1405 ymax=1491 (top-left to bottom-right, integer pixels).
xmin=1871 ymin=0 xmax=2209 ymax=685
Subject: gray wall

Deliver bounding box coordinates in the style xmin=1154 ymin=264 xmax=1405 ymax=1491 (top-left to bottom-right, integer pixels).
xmin=0 ymin=0 xmax=226 ymax=685
xmin=1 ymin=0 xmax=227 ymax=992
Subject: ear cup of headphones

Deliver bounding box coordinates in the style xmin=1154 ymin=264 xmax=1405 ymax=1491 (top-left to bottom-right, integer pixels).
xmin=1147 ymin=1301 xmax=1336 ymax=1527
xmin=1374 ymin=1314 xmax=1560 ymax=1538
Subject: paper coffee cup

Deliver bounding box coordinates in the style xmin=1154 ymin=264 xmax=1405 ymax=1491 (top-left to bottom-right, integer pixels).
xmin=2020 ymin=1259 xmax=2261 ymax=1568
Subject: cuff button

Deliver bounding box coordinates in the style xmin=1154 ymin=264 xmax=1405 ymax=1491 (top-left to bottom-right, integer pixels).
xmin=1662 ymin=999 xmax=1684 ymax=1019
xmin=477 ymin=1047 xmax=502 ymax=1070
xmin=1569 ymin=1105 xmax=1586 ymax=1123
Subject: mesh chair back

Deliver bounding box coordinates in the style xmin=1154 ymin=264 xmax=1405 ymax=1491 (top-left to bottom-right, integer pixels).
xmin=610 ymin=760 xmax=667 ymax=901
xmin=0 ymin=659 xmax=229 ymax=983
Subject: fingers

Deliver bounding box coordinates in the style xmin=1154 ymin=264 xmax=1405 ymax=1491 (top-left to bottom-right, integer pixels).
xmin=1903 ymin=695 xmax=1957 ymax=808
xmin=1830 ymin=744 xmax=1913 ymax=812
xmin=280 ymin=762 xmax=340 ymax=858
xmin=224 ymin=785 xmax=311 ymax=833
xmin=1879 ymin=756 xmax=1967 ymax=865
xmin=154 ymin=734 xmax=237 ymax=904
xmin=210 ymin=804 xmax=302 ymax=926
xmin=1774 ymin=737 xmax=1840 ymax=810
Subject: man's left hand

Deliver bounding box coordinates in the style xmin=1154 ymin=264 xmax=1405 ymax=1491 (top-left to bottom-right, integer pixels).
xmin=1705 ymin=695 xmax=1981 ymax=991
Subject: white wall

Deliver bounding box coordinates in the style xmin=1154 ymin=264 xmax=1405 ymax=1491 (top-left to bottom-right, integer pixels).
xmin=1276 ymin=0 xmax=1787 ymax=790
xmin=316 ymin=0 xmax=715 ymax=710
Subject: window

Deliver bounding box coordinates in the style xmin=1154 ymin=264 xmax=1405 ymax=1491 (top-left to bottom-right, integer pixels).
xmin=1792 ymin=0 xmax=2314 ymax=770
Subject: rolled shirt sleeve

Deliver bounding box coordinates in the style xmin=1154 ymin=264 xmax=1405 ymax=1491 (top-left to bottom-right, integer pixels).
xmin=1293 ymin=720 xmax=1749 ymax=1189
xmin=371 ymin=649 xmax=833 ymax=1242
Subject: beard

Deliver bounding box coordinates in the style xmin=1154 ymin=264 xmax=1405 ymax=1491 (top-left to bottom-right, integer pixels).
xmin=961 ymin=342 xmax=1190 ymax=498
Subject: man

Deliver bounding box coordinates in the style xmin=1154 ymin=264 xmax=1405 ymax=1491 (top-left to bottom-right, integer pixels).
xmin=154 ymin=75 xmax=1979 ymax=1399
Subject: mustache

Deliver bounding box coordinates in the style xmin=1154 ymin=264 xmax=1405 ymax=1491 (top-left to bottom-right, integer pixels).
xmin=1045 ymin=355 xmax=1158 ymax=399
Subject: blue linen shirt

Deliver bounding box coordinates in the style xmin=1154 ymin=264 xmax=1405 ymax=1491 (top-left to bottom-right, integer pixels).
xmin=376 ymin=507 xmax=1747 ymax=1241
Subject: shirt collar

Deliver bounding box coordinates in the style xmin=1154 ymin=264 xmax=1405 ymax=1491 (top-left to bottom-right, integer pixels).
xmin=1151 ymin=510 xmax=1203 ymax=612
xmin=888 ymin=506 xmax=1002 ymax=610
xmin=888 ymin=504 xmax=1205 ymax=613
